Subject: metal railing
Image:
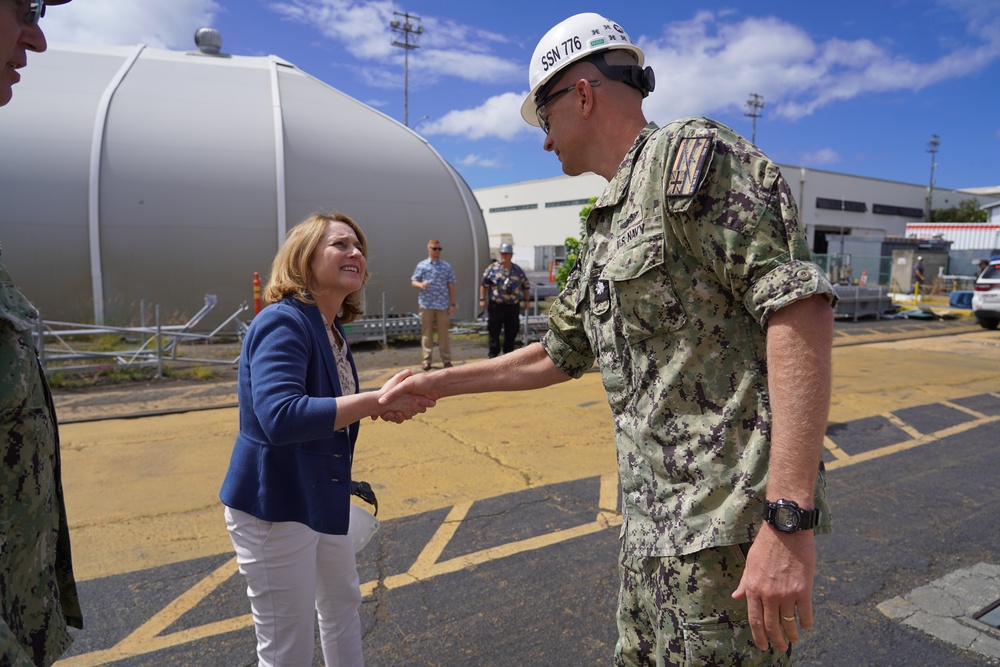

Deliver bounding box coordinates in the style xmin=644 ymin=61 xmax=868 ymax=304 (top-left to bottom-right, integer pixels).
xmin=36 ymin=295 xmax=248 ymax=378
xmin=832 ymin=284 xmax=892 ymax=321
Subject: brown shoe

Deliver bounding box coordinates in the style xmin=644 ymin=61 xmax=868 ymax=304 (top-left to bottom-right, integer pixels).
xmin=443 ymin=362 xmax=453 ymax=368
xmin=422 ymin=362 xmax=431 ymax=371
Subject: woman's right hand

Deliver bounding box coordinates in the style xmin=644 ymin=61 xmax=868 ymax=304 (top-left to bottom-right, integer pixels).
xmin=373 ymin=370 xmax=436 ymax=422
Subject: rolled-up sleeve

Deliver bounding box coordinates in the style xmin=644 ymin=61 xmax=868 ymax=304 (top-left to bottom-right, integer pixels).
xmin=746 ymin=259 xmax=837 ymax=327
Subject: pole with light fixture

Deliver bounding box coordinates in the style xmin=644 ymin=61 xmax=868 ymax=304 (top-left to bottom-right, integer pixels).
xmin=390 ymin=11 xmax=423 ymax=127
xmin=744 ymin=93 xmax=764 ymax=145
xmin=925 ymin=134 xmax=940 ymax=221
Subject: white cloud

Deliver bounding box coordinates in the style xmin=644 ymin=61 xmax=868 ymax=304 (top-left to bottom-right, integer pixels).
xmin=457 ymin=154 xmax=505 ymax=169
xmin=271 ymin=0 xmax=398 ymax=59
xmin=800 ymin=148 xmax=841 ymax=166
xmin=635 ymin=10 xmax=1000 ymax=123
xmin=638 ymin=13 xmax=822 ymax=123
xmin=271 ymin=1 xmax=520 ymax=85
xmin=426 ymin=8 xmax=1000 ymax=141
xmin=421 ymin=92 xmax=530 ymax=141
xmin=42 ymin=0 xmax=220 ymax=49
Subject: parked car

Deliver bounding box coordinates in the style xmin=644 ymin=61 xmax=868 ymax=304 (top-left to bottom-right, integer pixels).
xmin=972 ymin=258 xmax=1000 ymax=329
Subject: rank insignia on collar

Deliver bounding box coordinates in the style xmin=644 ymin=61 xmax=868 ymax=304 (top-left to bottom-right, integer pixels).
xmin=666 ymin=136 xmax=712 ymax=197
xmin=593 ymin=279 xmax=610 ymax=304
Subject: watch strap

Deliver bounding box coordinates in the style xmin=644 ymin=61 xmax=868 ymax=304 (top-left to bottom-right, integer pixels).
xmin=763 ymin=499 xmax=819 ymax=532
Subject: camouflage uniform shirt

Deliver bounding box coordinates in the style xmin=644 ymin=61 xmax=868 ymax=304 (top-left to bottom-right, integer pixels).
xmin=0 ymin=258 xmax=82 ymax=666
xmin=542 ymin=119 xmax=835 ymax=557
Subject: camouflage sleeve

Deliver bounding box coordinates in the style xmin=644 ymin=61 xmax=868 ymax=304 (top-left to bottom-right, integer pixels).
xmin=661 ymin=119 xmax=835 ymax=326
xmin=542 ymin=257 xmax=594 ymax=379
xmin=747 ymin=259 xmax=837 ymax=326
xmin=0 ymin=622 xmax=37 ymax=667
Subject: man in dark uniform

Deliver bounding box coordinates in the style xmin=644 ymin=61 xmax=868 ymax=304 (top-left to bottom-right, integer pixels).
xmin=1 ymin=2 xmax=84 ymax=666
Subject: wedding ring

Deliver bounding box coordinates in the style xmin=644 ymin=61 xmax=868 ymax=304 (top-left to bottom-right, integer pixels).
xmin=781 ymin=615 xmax=796 ymax=622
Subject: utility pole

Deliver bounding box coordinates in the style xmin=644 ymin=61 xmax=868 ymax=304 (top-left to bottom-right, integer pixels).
xmin=925 ymin=134 xmax=940 ymax=221
xmin=744 ymin=93 xmax=764 ymax=145
xmin=390 ymin=11 xmax=423 ymax=127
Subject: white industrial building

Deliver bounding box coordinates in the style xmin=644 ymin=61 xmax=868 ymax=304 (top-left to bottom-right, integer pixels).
xmin=474 ymin=168 xmax=1000 ymax=272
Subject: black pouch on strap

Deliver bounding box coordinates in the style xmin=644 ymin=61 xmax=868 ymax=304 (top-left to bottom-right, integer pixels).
xmin=351 ymin=480 xmax=378 ymax=516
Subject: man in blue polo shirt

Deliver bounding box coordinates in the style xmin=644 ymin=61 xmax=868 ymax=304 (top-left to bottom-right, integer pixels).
xmin=410 ymin=239 xmax=457 ymax=370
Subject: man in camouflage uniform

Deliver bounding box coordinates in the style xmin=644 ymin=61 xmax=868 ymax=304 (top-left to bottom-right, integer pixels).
xmin=1 ymin=1 xmax=83 ymax=665
xmin=381 ymin=12 xmax=835 ymax=666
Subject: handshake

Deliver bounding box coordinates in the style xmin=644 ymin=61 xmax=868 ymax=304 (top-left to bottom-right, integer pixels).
xmin=370 ymin=369 xmax=439 ymax=423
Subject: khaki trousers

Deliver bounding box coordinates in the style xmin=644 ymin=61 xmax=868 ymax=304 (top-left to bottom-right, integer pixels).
xmin=419 ymin=307 xmax=451 ymax=365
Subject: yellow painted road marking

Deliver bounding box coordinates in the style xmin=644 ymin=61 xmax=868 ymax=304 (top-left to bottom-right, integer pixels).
xmin=884 ymin=413 xmax=924 ymax=439
xmin=940 ymin=399 xmax=988 ymax=420
xmin=62 ymin=485 xmax=622 ymax=665
xmin=58 ymin=406 xmax=998 ymax=665
xmin=825 ymin=413 xmax=999 ymax=471
xmin=57 ymin=556 xmax=250 ymax=666
xmin=822 ymin=435 xmax=849 ymax=462
xmin=56 ymin=330 xmax=1000 ymax=664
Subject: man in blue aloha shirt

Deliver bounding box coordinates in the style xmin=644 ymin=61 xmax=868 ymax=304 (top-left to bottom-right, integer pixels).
xmin=410 ymin=239 xmax=457 ymax=370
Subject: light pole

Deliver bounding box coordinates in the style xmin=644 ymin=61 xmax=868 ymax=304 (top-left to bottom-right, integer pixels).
xmin=390 ymin=11 xmax=423 ymax=127
xmin=925 ymin=134 xmax=940 ymax=221
xmin=744 ymin=93 xmax=764 ymax=145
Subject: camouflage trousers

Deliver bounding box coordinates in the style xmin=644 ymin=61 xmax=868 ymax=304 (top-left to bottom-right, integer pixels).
xmin=615 ymin=544 xmax=792 ymax=667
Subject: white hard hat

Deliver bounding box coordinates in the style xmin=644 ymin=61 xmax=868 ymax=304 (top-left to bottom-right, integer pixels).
xmin=348 ymin=503 xmax=380 ymax=553
xmin=520 ymin=13 xmax=649 ymax=125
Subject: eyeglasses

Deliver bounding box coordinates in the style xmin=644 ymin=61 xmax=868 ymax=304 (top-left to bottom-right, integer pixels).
xmin=429 ymin=246 xmax=442 ymax=251
xmin=20 ymin=1 xmax=47 ymax=26
xmin=535 ymin=80 xmax=600 ymax=135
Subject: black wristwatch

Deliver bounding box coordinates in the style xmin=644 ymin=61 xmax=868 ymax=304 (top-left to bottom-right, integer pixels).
xmin=763 ymin=499 xmax=819 ymax=533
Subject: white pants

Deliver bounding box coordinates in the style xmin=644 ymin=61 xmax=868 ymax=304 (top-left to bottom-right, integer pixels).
xmin=225 ymin=506 xmax=364 ymax=667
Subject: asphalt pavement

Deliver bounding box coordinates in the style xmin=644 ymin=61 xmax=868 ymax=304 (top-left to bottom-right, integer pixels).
xmin=51 ymin=315 xmax=1000 ymax=666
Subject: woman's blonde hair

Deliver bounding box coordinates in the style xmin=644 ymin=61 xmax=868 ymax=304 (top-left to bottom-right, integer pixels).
xmin=263 ymin=212 xmax=371 ymax=323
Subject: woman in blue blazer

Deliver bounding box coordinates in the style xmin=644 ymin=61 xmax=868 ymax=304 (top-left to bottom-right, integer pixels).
xmin=220 ymin=212 xmax=433 ymax=667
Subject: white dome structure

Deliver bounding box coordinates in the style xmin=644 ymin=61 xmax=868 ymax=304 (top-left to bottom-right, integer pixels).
xmin=0 ymin=33 xmax=488 ymax=327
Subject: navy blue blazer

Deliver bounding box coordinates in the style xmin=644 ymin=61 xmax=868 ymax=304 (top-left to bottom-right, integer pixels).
xmin=220 ymin=297 xmax=361 ymax=535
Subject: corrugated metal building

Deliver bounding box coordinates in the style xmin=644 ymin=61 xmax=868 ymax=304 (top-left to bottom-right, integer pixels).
xmin=905 ymin=223 xmax=1000 ymax=250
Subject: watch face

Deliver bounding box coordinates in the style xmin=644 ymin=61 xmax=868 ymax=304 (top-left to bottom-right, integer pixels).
xmin=775 ymin=506 xmax=798 ymax=530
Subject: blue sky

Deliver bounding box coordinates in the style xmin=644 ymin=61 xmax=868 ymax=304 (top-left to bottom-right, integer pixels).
xmin=41 ymin=0 xmax=1000 ymax=193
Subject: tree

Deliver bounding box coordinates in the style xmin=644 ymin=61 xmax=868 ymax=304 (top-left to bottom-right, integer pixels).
xmin=932 ymin=199 xmax=988 ymax=222
xmin=554 ymin=198 xmax=596 ymax=290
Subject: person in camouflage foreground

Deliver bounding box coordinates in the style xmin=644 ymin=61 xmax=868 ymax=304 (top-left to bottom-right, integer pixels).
xmin=1 ymin=2 xmax=83 ymax=666
xmin=380 ymin=11 xmax=836 ymax=666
